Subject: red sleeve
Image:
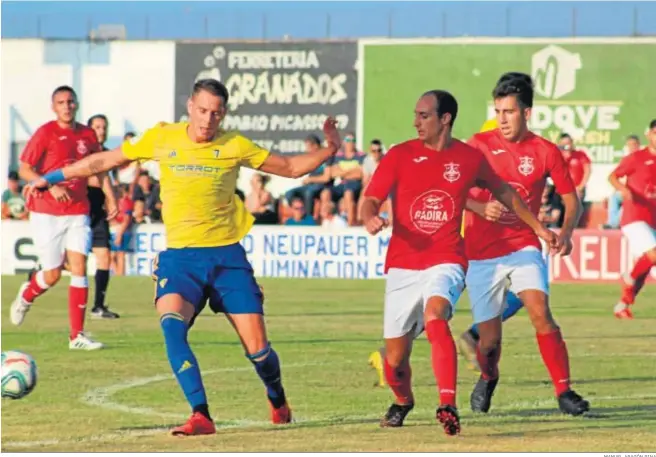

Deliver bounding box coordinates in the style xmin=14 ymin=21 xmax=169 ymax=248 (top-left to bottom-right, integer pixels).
xmin=91 ymin=138 xmax=102 ymax=154
xmin=546 ymin=143 xmax=576 ymax=195
xmin=578 ymin=150 xmax=592 ymax=166
xmin=466 ymin=135 xmax=485 ymax=151
xmin=613 ymin=154 xmax=635 ymax=178
xmin=85 ymin=128 xmax=102 ymax=154
xmin=363 ymin=147 xmax=398 ymax=201
xmin=475 ymin=156 xmax=505 ymax=193
xmin=20 ymin=126 xmax=48 ymax=167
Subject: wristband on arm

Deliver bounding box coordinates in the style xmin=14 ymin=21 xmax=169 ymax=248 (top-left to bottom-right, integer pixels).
xmin=41 ymin=169 xmax=66 ymax=186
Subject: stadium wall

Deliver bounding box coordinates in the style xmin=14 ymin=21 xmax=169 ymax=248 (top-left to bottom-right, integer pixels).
xmin=2 ymin=221 xmax=654 ymax=284
xmin=0 ymin=39 xmax=176 ymax=191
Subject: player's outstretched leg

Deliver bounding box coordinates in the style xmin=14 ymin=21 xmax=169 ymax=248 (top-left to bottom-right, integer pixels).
xmin=246 ymin=342 xmax=292 ymax=424
xmin=160 ymin=310 xmax=216 ymax=436
xmin=380 ymin=335 xmax=415 ymax=427
xmin=10 ymin=269 xmax=54 ymax=326
xmin=425 ymin=297 xmax=460 ymax=436
xmin=614 ymin=249 xmax=655 ymax=319
xmin=459 ymin=292 xmax=523 ymax=372
xmin=522 ymin=290 xmax=590 ymax=416
xmin=225 ymin=309 xmax=291 ymax=425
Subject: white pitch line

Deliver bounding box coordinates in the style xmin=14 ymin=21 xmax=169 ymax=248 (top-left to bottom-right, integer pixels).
xmin=5 ymin=355 xmax=656 ymax=449
xmin=5 ymin=391 xmax=656 ymax=449
xmin=81 ymin=361 xmax=326 ymax=419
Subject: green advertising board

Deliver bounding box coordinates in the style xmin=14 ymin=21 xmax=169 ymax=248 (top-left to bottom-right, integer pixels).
xmin=360 ymin=39 xmax=656 ymax=164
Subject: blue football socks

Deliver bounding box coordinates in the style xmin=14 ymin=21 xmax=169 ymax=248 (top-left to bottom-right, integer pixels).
xmin=160 ymin=312 xmax=210 ymax=419
xmin=247 ymin=344 xmax=286 ymax=409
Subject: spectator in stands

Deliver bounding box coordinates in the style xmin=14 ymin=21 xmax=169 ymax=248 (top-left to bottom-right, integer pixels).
xmin=319 ymin=200 xmax=348 ymax=229
xmin=110 ymin=184 xmax=134 ymax=276
xmin=284 ymin=197 xmax=316 ymax=226
xmin=603 ymin=134 xmax=642 ymax=229
xmin=246 ymin=173 xmax=277 ymax=224
xmin=539 ymin=183 xmax=563 ymax=228
xmin=132 ymin=199 xmax=149 ymax=224
xmin=559 ymin=133 xmax=592 ymax=201
xmin=133 ymin=170 xmax=162 ymax=222
xmin=284 ymin=135 xmax=333 ymax=217
xmin=2 ymin=171 xmax=28 ymax=220
xmin=358 ymin=138 xmax=393 ymax=223
xmin=325 ymin=132 xmax=364 ymax=226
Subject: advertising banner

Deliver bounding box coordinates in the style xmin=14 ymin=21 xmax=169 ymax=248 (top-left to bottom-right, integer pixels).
xmin=2 ymin=221 xmax=654 ymax=284
xmin=174 ymin=41 xmax=358 ymax=155
xmin=361 ymin=39 xmax=656 ymax=165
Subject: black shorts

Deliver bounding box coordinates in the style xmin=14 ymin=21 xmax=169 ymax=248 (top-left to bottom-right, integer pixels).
xmin=89 ymin=187 xmax=110 ymax=249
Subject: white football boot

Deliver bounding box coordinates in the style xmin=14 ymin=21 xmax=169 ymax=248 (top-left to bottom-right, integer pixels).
xmin=10 ymin=282 xmax=32 ymax=326
xmin=69 ymin=333 xmax=105 ymax=351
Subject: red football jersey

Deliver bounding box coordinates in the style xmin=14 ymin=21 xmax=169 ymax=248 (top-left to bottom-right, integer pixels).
xmin=364 ymin=138 xmax=505 ymax=273
xmin=20 ymin=121 xmax=100 ymax=216
xmin=563 ymin=149 xmax=591 ymax=188
xmin=613 ymin=148 xmax=656 ymax=228
xmin=465 ymin=129 xmax=575 ymax=260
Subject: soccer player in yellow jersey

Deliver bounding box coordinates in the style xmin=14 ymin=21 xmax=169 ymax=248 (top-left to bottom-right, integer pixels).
xmin=367 ymin=117 xmax=526 ymax=386
xmin=30 ymin=79 xmax=343 ymax=436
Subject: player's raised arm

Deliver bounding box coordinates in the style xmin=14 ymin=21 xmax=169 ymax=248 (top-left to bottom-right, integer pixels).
xmin=256 ymin=117 xmax=341 ymax=178
xmin=30 ymin=147 xmax=130 ymax=191
xmin=29 ymin=124 xmax=161 ymax=191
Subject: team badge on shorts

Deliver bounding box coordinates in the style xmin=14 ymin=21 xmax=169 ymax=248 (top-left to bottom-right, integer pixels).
xmin=410 ymin=190 xmax=455 ymax=234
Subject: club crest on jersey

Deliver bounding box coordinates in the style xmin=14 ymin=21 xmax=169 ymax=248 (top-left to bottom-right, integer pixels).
xmin=409 ymin=189 xmax=455 ymax=234
xmin=76 ymin=140 xmax=88 ymax=155
xmin=443 ymin=162 xmax=461 ymax=183
xmin=518 ymin=156 xmax=534 ymax=176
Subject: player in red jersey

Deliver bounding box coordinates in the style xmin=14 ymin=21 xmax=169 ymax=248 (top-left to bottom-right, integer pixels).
xmin=464 ymin=72 xmax=589 ymax=416
xmin=9 ymin=86 xmax=106 ymax=350
xmin=558 ymin=133 xmax=592 ymax=200
xmin=360 ymin=89 xmax=558 ymax=435
xmin=610 ymin=118 xmax=656 ymax=319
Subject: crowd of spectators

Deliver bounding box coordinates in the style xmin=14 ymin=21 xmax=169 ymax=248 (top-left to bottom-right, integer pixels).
xmin=3 ymin=127 xmax=649 ymax=235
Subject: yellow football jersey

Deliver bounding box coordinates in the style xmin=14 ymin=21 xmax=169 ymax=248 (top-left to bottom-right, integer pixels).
xmin=121 ymin=122 xmax=270 ymax=248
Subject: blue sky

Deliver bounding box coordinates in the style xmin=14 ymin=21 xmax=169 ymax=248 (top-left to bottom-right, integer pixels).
xmin=2 ymin=1 xmax=655 ymax=40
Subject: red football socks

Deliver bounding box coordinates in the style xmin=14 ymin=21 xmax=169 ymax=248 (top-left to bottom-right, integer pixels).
xmin=425 ymin=319 xmax=457 ymax=407
xmin=22 ymin=271 xmax=49 ymax=303
xmin=536 ymin=330 xmax=571 ymax=396
xmin=383 ymin=358 xmax=414 ymax=405
xmin=476 ymin=344 xmax=501 ymax=381
xmin=623 ymin=254 xmax=655 ymax=304
xmin=69 ymin=286 xmax=88 ymax=340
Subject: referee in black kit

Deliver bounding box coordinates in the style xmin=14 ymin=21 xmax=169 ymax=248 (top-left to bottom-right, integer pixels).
xmin=86 ymin=114 xmax=120 ymax=319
